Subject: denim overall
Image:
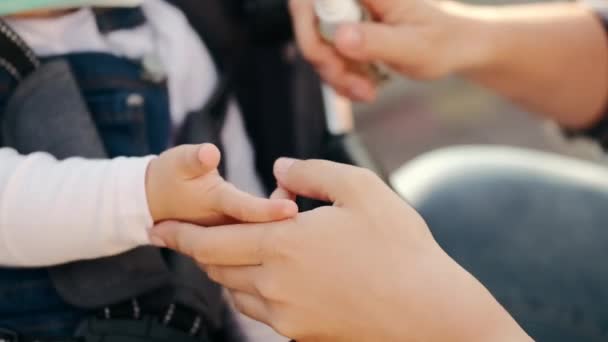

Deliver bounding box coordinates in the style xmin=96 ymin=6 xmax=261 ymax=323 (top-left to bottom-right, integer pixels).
xmin=0 ymin=8 xmax=220 ymax=338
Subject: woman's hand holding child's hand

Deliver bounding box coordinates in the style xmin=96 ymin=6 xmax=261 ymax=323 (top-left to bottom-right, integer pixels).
xmin=145 ymin=143 xmax=298 ymax=228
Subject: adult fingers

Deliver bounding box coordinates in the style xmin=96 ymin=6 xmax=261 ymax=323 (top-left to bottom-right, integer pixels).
xmin=334 ymin=23 xmax=405 ymax=65
xmin=151 ymin=221 xmax=271 ymax=266
xmin=206 ymin=265 xmax=261 ymax=296
xmin=289 ymin=0 xmax=336 ymax=68
xmin=273 ymin=158 xmax=380 ymax=205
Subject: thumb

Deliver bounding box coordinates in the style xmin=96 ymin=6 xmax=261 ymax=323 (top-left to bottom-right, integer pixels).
xmin=273 ymin=158 xmax=375 ymax=205
xmin=167 ymin=143 xmax=221 ymax=179
xmin=334 ymin=22 xmax=404 ymax=65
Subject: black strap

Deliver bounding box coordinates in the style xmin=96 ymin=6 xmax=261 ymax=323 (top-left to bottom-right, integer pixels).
xmin=0 ymin=327 xmax=82 ymax=342
xmin=0 ymin=19 xmax=39 ymax=81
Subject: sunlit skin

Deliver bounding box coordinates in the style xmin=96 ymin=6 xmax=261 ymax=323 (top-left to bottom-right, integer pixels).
xmin=149 ymin=0 xmax=608 ymax=341
xmin=152 ymin=158 xmax=533 ymax=342
xmin=8 ymin=9 xmax=76 ymax=18
xmin=290 ymin=0 xmax=608 ymax=129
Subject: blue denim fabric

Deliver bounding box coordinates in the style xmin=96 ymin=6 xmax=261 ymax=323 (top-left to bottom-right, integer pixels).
xmin=393 ymin=146 xmax=608 ymax=342
xmin=0 ymin=52 xmax=171 ymax=336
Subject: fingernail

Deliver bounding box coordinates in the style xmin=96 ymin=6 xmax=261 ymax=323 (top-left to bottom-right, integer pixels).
xmin=274 ymin=158 xmax=297 ymax=178
xmin=283 ymin=201 xmax=299 ymax=216
xmin=149 ymin=235 xmax=167 ymax=248
xmin=338 ymin=25 xmax=363 ymax=50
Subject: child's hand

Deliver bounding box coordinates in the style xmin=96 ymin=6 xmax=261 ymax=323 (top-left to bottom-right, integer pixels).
xmin=146 ymin=143 xmax=298 ymax=226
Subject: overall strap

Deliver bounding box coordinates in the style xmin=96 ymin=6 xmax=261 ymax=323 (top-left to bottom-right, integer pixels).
xmin=0 ymin=18 xmax=40 ymax=145
xmin=0 ymin=19 xmax=39 ymax=81
xmin=48 ymin=6 xmax=173 ymax=309
xmin=49 ymin=7 xmax=229 ymax=329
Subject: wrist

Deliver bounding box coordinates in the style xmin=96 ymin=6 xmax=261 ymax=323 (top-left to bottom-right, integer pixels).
xmin=145 ymin=157 xmax=168 ymax=223
xmin=438 ymin=1 xmax=499 ymax=77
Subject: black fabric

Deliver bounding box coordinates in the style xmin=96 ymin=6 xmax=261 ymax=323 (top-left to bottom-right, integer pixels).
xmin=166 ymin=0 xmax=248 ymax=72
xmin=564 ymin=116 xmax=608 ymax=150
xmin=171 ymin=0 xmax=328 ymax=195
xmin=93 ymin=7 xmax=147 ymax=34
xmin=75 ymin=317 xmax=210 ymax=342
xmin=175 ymin=59 xmax=231 ymax=174
xmin=0 ymin=19 xmax=39 ymax=81
xmin=0 ymin=327 xmax=82 ymax=342
xmin=241 ymin=0 xmax=293 ymax=45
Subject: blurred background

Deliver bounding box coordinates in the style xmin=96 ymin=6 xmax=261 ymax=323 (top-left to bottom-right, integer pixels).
xmin=354 ymin=0 xmax=606 ymax=177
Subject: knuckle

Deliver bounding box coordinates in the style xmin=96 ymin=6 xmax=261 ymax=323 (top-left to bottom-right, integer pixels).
xmin=231 ymin=202 xmax=248 ymax=220
xmin=254 ymin=276 xmax=280 ymax=299
xmin=232 ymin=295 xmax=252 ymax=317
xmin=232 ymin=295 xmax=246 ymax=312
xmin=271 ymin=311 xmax=299 ymax=338
xmin=340 ymin=167 xmax=382 ymax=200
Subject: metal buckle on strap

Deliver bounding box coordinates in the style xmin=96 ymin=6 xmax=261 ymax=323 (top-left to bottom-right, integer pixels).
xmin=189 ymin=316 xmax=202 ymax=336
xmin=162 ymin=303 xmax=202 ymax=336
xmin=0 ymin=328 xmax=18 ymax=342
xmin=162 ymin=303 xmax=176 ymax=325
xmin=132 ymin=298 xmax=141 ymax=320
xmin=102 ymin=298 xmax=142 ymax=320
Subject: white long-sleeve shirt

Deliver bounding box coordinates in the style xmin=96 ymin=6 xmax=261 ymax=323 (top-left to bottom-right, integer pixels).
xmin=0 ymin=0 xmax=265 ymax=267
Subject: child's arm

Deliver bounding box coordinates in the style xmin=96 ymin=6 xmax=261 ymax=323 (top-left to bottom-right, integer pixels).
xmin=0 ymin=144 xmax=296 ymax=267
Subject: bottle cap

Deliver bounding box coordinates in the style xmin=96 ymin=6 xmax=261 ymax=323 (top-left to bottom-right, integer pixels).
xmin=314 ymin=0 xmax=363 ymax=23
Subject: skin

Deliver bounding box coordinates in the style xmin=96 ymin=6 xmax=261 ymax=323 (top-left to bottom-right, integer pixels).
xmin=150 ymin=1 xmax=608 ymax=340
xmin=151 ymin=158 xmax=533 ymax=342
xmin=145 ymin=144 xmax=298 ymax=231
xmin=291 ymin=0 xmax=608 ymax=129
xmin=7 ymin=9 xmax=76 ymax=18
xmin=17 ymin=0 xmax=600 ymax=339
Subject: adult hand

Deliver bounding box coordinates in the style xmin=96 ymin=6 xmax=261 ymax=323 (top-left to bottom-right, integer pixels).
xmin=291 ymin=0 xmax=608 ymax=128
xmin=290 ymin=0 xmax=483 ymax=101
xmin=151 ymin=159 xmax=531 ymax=342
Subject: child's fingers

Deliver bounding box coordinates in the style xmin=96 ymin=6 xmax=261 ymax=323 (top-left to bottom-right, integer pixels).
xmin=167 ymin=143 xmax=221 ymax=179
xmin=270 ymin=187 xmax=297 ymax=202
xmin=214 ymin=183 xmax=299 ymax=223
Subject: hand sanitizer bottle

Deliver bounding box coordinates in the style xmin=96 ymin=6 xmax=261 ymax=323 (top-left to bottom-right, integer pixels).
xmin=315 ymin=0 xmax=363 ymax=40
xmin=314 ymin=0 xmax=387 ymax=83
